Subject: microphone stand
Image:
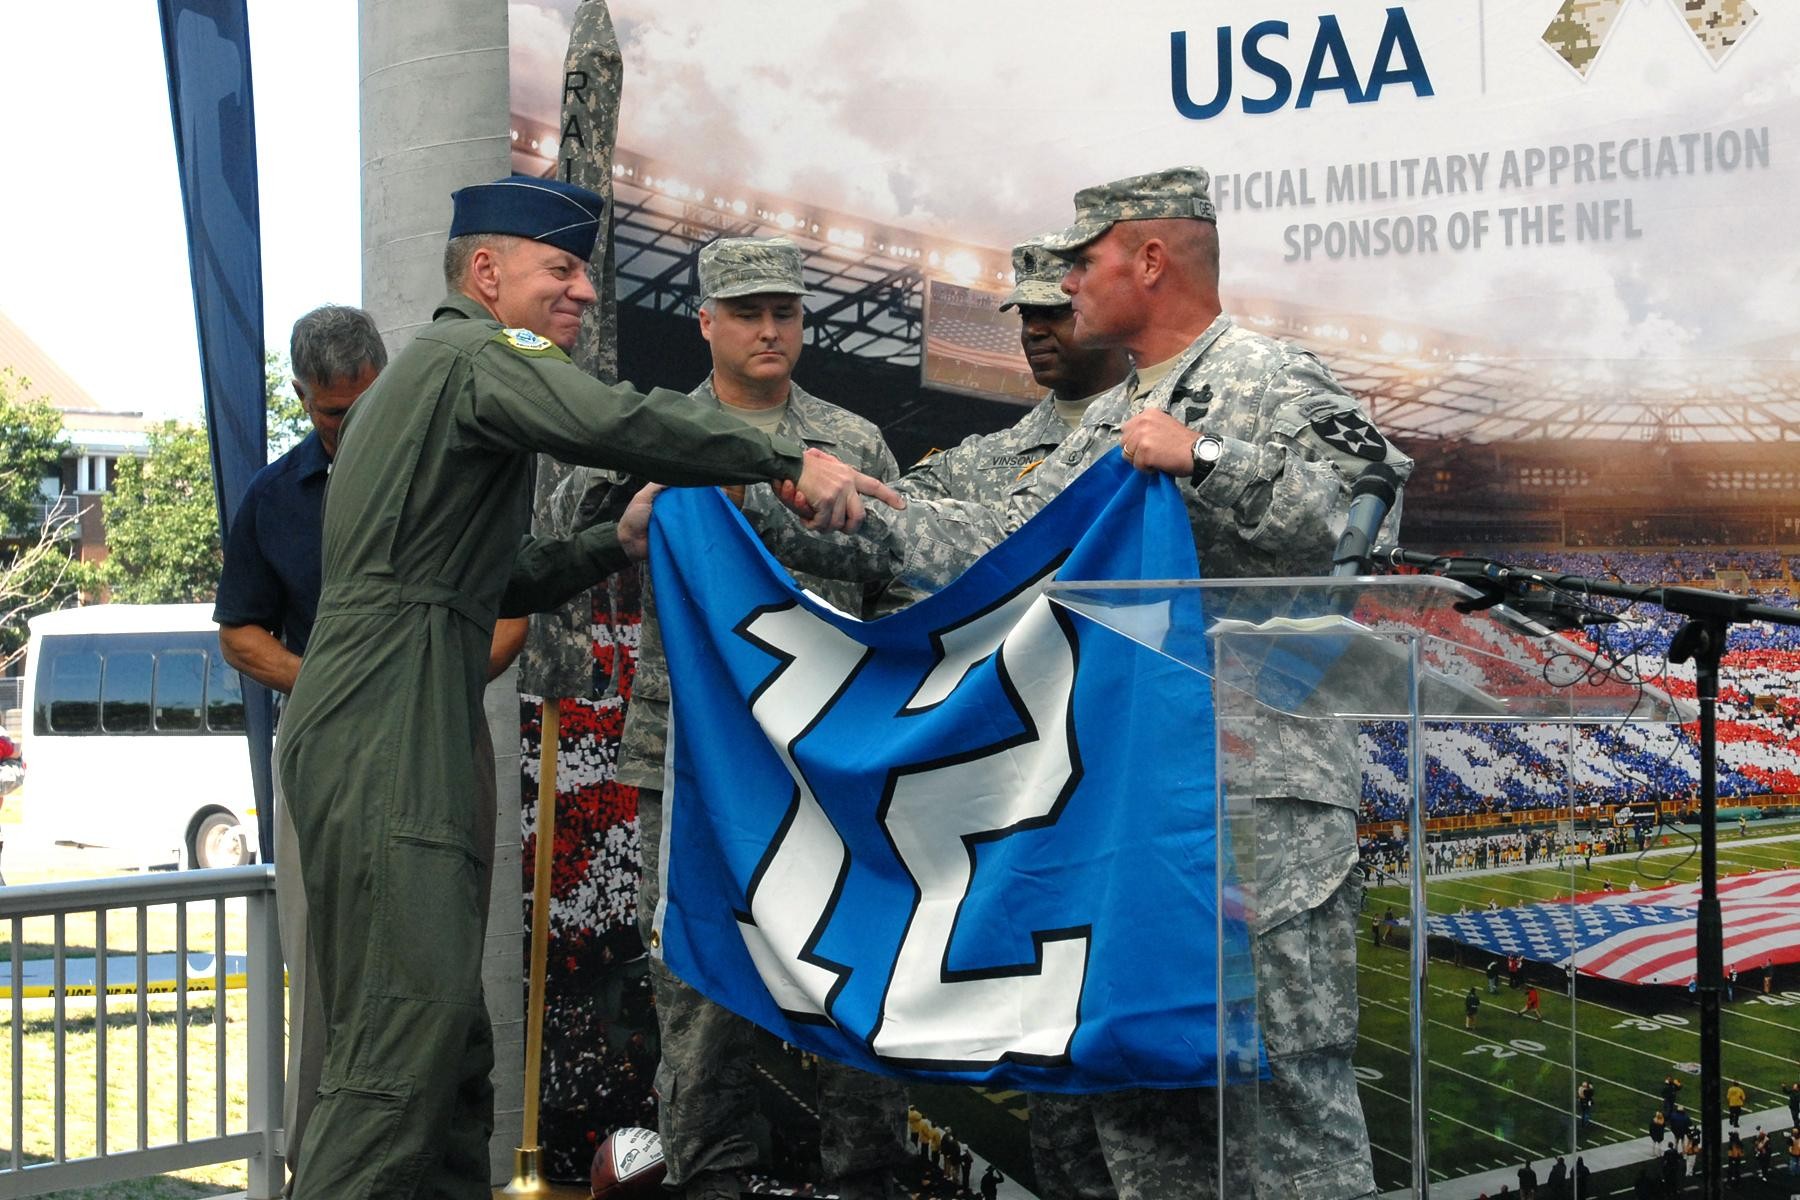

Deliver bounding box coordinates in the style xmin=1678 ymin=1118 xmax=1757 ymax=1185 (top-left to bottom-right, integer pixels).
xmin=1379 ymin=547 xmax=1800 ymax=1200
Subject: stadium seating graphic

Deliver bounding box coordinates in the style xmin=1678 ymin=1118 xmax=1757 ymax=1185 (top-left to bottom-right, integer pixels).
xmin=1357 ymin=552 xmax=1798 ymax=823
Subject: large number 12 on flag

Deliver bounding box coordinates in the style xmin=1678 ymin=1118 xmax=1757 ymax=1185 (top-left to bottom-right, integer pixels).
xmin=650 ymin=452 xmax=1238 ymax=1093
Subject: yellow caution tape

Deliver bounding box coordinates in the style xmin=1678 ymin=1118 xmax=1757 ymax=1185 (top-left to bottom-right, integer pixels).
xmin=0 ymin=973 xmax=251 ymax=1001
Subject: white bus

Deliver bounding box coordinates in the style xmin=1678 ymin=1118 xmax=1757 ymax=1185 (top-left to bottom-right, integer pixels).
xmin=21 ymin=604 xmax=260 ymax=869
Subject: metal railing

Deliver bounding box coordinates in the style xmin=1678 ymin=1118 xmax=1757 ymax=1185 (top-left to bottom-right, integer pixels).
xmin=0 ymin=866 xmax=283 ymax=1199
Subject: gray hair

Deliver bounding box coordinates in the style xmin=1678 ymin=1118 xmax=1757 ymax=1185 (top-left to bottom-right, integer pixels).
xmin=290 ymin=305 xmax=386 ymax=393
xmin=444 ymin=232 xmax=514 ymax=290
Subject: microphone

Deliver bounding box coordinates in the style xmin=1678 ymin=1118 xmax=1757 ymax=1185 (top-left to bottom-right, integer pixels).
xmin=1371 ymin=545 xmax=1622 ymax=633
xmin=1330 ymin=464 xmax=1402 ymax=577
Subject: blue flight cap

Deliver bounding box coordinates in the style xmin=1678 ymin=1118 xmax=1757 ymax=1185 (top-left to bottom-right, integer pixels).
xmin=448 ymin=175 xmax=605 ymax=259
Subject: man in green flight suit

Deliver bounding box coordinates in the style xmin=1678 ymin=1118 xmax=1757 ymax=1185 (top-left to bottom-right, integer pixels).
xmin=276 ymin=175 xmax=902 ymax=1200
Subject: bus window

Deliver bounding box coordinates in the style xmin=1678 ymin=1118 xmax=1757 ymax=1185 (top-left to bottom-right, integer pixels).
xmin=102 ymin=651 xmax=154 ymax=733
xmin=207 ymin=655 xmax=245 ymax=732
xmin=44 ymin=649 xmax=102 ymax=733
xmin=155 ymin=650 xmax=206 ymax=732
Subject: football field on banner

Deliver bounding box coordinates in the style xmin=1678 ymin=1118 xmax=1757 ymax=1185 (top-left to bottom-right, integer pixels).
xmin=1356 ymin=825 xmax=1800 ymax=1196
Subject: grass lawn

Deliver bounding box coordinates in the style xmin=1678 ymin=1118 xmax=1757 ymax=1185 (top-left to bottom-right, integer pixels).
xmin=1357 ymin=828 xmax=1800 ymax=1192
xmin=0 ymin=990 xmax=251 ymax=1199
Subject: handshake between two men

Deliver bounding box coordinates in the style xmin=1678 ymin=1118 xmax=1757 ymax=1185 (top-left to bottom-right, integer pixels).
xmin=618 ymin=446 xmax=903 ymax=560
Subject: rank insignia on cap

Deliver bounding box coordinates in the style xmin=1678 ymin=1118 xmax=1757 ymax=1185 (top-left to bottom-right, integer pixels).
xmin=1311 ymin=409 xmax=1390 ymax=461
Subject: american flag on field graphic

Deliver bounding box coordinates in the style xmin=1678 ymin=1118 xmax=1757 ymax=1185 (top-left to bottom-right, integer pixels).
xmin=925 ymin=312 xmax=1032 ymax=371
xmin=1426 ymin=869 xmax=1800 ymax=986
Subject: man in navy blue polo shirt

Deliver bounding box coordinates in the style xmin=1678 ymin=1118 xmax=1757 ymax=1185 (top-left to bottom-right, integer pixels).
xmin=214 ymin=303 xmax=388 ymax=1193
xmin=216 ymin=305 xmax=384 ymax=689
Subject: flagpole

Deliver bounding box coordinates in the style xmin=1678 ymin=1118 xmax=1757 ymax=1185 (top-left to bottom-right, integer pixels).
xmin=499 ymin=698 xmax=586 ymax=1199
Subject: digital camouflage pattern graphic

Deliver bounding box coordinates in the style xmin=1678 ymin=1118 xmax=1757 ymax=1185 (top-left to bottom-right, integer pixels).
xmin=1542 ymin=0 xmax=1759 ymax=75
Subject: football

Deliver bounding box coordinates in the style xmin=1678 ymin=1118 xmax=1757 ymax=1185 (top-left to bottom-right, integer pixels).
xmin=590 ymin=1127 xmax=667 ymax=1198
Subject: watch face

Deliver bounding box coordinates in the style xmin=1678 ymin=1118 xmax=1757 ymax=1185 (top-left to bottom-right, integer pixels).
xmin=1196 ymin=436 xmax=1222 ymax=463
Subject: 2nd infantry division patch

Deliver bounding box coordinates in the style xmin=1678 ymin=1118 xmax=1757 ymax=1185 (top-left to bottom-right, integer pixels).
xmin=1311 ymin=409 xmax=1391 ymax=462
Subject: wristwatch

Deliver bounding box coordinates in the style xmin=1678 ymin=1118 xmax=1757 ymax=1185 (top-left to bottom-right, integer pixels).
xmin=1190 ymin=434 xmax=1224 ymax=482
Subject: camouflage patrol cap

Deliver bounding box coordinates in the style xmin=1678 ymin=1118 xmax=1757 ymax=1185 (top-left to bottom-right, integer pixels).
xmin=1040 ymin=166 xmax=1216 ymax=254
xmin=697 ymin=236 xmax=811 ymax=300
xmin=998 ymin=237 xmax=1071 ymax=312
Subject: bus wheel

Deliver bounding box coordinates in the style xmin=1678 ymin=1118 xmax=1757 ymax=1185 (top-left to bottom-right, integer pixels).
xmin=190 ymin=812 xmax=250 ymax=869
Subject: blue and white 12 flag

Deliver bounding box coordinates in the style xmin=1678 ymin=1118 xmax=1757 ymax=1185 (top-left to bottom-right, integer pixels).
xmin=649 ymin=451 xmax=1236 ymax=1092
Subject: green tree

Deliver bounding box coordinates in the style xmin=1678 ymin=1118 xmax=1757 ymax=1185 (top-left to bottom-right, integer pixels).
xmin=0 ymin=369 xmax=84 ymax=669
xmin=266 ymin=350 xmax=309 ymax=457
xmin=0 ymin=369 xmax=66 ymax=532
xmin=98 ymin=421 xmax=222 ymax=604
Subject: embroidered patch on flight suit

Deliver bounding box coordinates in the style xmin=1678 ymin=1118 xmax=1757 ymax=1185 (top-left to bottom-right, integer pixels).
xmin=492 ymin=328 xmax=570 ymax=360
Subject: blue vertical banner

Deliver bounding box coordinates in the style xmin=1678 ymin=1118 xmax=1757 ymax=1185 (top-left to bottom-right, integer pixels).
xmin=158 ymin=0 xmax=274 ymax=861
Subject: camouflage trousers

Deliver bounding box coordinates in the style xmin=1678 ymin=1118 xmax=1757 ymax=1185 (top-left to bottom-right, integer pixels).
xmin=1030 ymin=1087 xmax=1217 ymax=1200
xmin=638 ymin=788 xmax=910 ymax=1188
xmin=1028 ymin=801 xmax=1375 ymax=1200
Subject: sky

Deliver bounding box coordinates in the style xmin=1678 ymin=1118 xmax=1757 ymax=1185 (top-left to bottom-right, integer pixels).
xmin=0 ymin=2 xmax=361 ymax=423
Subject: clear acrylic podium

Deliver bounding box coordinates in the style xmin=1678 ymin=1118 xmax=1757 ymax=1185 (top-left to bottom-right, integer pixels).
xmin=1045 ymin=574 xmax=1685 ymax=1199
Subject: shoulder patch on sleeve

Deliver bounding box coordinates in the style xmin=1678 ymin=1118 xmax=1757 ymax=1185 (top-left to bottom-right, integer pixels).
xmin=1309 ymin=407 xmax=1390 ymax=462
xmin=491 ymin=327 xmax=571 ymax=361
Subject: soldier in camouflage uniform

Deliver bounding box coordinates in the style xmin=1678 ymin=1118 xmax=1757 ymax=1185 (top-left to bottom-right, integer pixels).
xmin=901 ymin=238 xmax=1132 ymax=511
xmin=1039 ymin=168 xmax=1411 ymax=1200
xmin=758 ymin=169 xmax=1411 ymax=1200
xmin=743 ymin=242 xmax=1131 ymax=592
xmin=554 ymin=238 xmax=913 ymax=1200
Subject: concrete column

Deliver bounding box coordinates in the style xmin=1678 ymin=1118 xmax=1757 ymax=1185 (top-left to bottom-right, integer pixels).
xmin=358 ymin=2 xmax=521 ymax=1184
xmin=359 ymin=0 xmax=510 ymax=350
